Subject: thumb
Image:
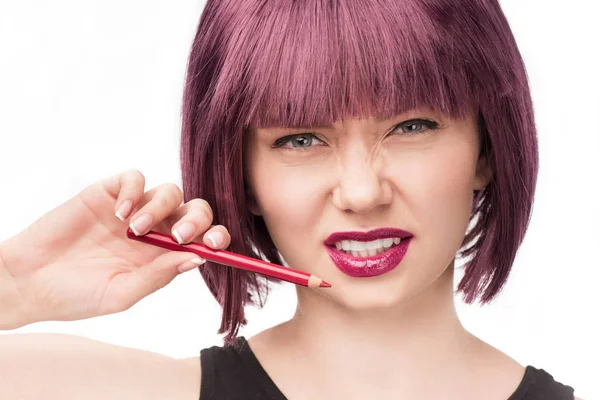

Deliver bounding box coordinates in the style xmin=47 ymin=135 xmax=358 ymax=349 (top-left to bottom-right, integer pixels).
xmin=105 ymin=252 xmax=206 ymax=312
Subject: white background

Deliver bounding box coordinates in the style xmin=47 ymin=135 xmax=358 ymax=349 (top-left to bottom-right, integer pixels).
xmin=0 ymin=1 xmax=598 ymax=398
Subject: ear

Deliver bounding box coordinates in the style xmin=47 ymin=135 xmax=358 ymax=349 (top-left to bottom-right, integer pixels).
xmin=474 ymin=152 xmax=493 ymax=191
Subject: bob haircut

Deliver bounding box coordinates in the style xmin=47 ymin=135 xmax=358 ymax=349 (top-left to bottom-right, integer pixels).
xmin=180 ymin=0 xmax=538 ymax=344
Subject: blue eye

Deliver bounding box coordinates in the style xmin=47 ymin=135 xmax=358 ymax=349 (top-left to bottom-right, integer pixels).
xmin=393 ymin=118 xmax=440 ymax=135
xmin=272 ymin=134 xmax=324 ymax=150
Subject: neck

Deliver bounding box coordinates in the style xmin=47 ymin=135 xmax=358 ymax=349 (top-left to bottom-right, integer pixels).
xmin=280 ymin=262 xmax=477 ymax=388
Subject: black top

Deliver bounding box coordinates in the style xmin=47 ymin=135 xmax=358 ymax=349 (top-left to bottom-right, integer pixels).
xmin=199 ymin=337 xmax=575 ymax=400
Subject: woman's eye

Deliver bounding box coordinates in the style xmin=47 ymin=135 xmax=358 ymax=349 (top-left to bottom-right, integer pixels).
xmin=393 ymin=119 xmax=440 ymax=135
xmin=273 ymin=134 xmax=324 ymax=150
xmin=272 ymin=118 xmax=439 ymax=150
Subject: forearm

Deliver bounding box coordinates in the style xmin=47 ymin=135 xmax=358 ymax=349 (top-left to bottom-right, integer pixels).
xmin=0 ymin=240 xmax=30 ymax=330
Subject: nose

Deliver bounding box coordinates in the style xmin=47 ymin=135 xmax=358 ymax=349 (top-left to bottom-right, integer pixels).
xmin=331 ymin=151 xmax=393 ymax=214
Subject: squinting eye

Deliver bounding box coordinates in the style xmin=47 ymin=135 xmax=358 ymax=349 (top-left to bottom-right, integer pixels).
xmin=272 ymin=118 xmax=440 ymax=150
xmin=273 ymin=133 xmax=324 ymax=150
xmin=393 ymin=118 xmax=440 ymax=135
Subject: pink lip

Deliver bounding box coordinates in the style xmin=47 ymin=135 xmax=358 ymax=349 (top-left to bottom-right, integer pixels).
xmin=324 ymin=228 xmax=413 ymax=278
xmin=325 ymin=238 xmax=412 ymax=277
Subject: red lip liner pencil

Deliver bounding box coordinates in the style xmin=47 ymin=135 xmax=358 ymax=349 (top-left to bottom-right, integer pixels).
xmin=126 ymin=228 xmax=331 ymax=288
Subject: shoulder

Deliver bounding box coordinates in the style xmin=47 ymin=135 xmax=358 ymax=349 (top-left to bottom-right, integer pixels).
xmin=180 ymin=356 xmax=202 ymax=398
xmin=180 ymin=355 xmax=201 ymax=381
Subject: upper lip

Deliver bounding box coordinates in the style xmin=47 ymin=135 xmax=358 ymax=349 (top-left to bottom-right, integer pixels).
xmin=324 ymin=227 xmax=413 ymax=246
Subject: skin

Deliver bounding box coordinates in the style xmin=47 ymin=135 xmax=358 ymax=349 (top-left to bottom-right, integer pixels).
xmin=237 ymin=108 xmax=528 ymax=398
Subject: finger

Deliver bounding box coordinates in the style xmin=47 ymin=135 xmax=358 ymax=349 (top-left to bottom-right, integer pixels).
xmin=201 ymin=224 xmax=231 ymax=249
xmin=103 ymin=251 xmax=206 ymax=313
xmin=103 ymin=169 xmax=146 ymax=221
xmin=169 ymin=199 xmax=215 ymax=244
xmin=127 ymin=183 xmax=184 ymax=236
xmin=124 ymin=184 xmax=172 ymax=219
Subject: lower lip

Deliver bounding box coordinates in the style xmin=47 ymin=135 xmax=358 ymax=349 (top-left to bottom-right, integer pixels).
xmin=325 ymin=238 xmax=412 ymax=278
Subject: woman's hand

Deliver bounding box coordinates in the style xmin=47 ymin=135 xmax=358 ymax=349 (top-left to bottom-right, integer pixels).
xmin=0 ymin=169 xmax=231 ymax=329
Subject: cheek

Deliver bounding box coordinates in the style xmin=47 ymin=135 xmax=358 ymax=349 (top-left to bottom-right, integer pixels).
xmin=252 ymin=161 xmax=328 ymax=232
xmin=392 ymin=145 xmax=475 ymax=239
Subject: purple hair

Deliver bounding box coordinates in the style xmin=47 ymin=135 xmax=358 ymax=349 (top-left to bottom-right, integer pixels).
xmin=180 ymin=0 xmax=538 ymax=344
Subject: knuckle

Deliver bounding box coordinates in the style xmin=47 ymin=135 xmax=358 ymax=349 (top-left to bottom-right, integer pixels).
xmin=125 ymin=168 xmax=145 ymax=183
xmin=190 ymin=198 xmax=210 ymax=210
xmin=165 ymin=183 xmax=184 ymax=203
xmin=156 ymin=183 xmax=182 ymax=208
xmin=157 ymin=197 xmax=169 ymax=209
xmin=202 ymin=204 xmax=214 ymax=224
xmin=168 ymin=182 xmax=184 ymax=197
xmin=198 ymin=206 xmax=213 ymax=226
xmin=191 ymin=198 xmax=213 ymax=222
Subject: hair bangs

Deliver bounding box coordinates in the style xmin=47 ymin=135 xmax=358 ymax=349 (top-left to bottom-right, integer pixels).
xmin=208 ymin=0 xmax=483 ymax=132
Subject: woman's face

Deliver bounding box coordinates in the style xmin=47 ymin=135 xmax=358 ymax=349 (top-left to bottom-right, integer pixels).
xmin=244 ymin=108 xmax=491 ymax=309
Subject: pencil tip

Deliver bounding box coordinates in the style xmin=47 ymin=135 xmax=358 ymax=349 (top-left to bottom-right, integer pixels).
xmin=308 ymin=275 xmax=332 ymax=288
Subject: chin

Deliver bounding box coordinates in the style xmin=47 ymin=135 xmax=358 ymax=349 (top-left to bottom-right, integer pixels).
xmin=322 ymin=273 xmax=423 ymax=311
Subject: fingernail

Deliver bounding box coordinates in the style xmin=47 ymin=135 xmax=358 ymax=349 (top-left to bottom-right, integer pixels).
xmin=207 ymin=231 xmax=224 ymax=248
xmin=177 ymin=257 xmax=205 ymax=273
xmin=172 ymin=222 xmax=195 ymax=244
xmin=115 ymin=200 xmax=133 ymax=221
xmin=129 ymin=214 xmax=152 ymax=236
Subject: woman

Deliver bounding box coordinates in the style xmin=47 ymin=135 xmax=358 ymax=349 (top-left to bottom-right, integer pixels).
xmin=0 ymin=0 xmax=584 ymax=398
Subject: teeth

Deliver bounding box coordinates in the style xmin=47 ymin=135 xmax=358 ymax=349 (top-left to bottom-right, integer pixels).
xmin=334 ymin=237 xmax=403 ymax=256
xmin=365 ymin=240 xmax=382 ymax=250
xmin=351 ymin=241 xmax=366 ymax=251
xmin=383 ymin=238 xmax=394 ymax=247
